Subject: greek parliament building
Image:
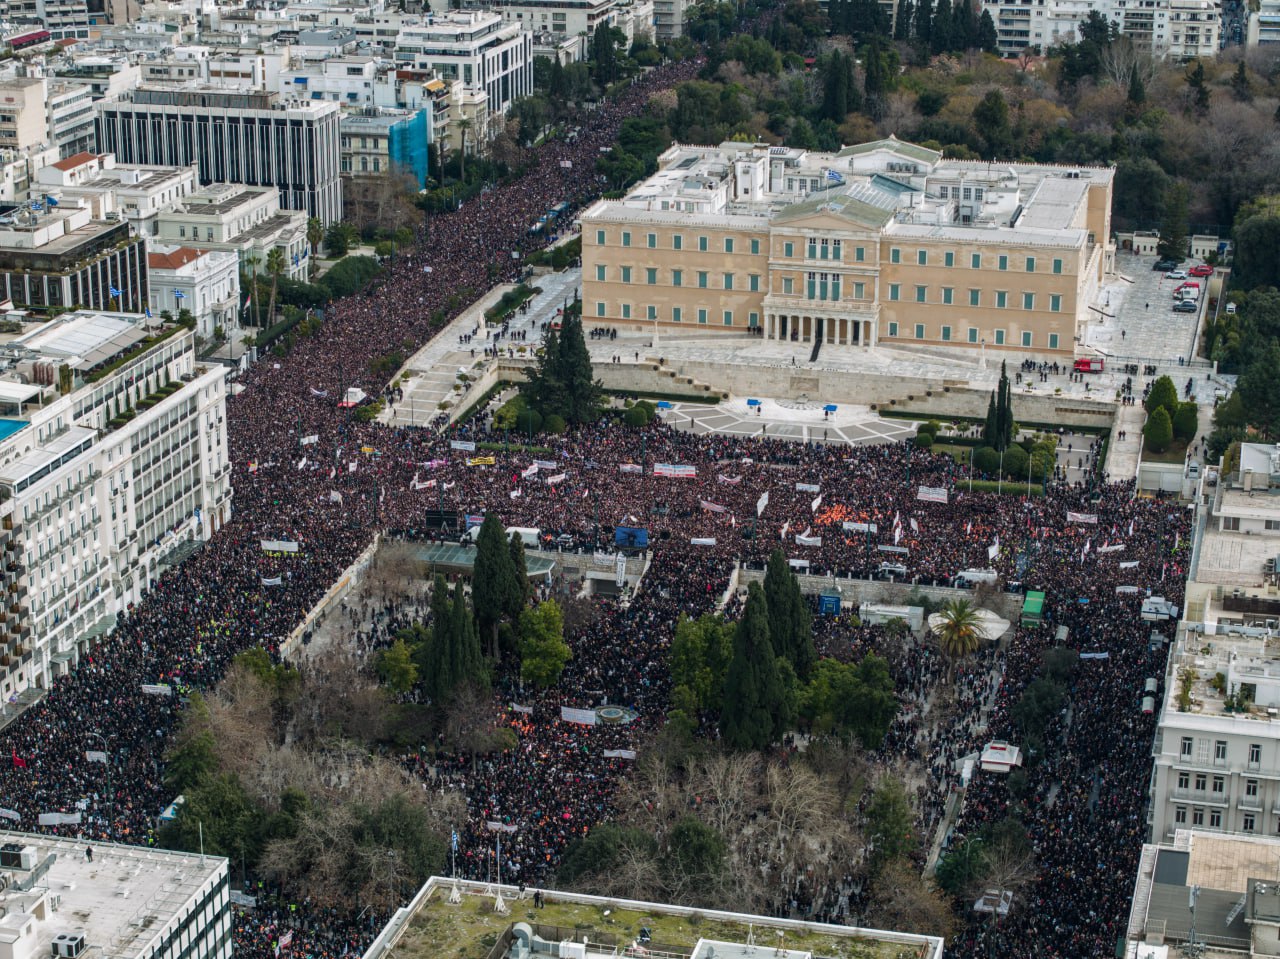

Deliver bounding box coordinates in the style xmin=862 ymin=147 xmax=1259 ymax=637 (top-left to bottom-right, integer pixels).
xmin=94 ymin=88 xmax=343 ymax=225
xmin=579 ymin=136 xmax=1115 ymax=357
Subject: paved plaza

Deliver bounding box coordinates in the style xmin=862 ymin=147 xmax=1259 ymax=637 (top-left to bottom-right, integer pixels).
xmin=658 ymin=397 xmax=919 ymax=445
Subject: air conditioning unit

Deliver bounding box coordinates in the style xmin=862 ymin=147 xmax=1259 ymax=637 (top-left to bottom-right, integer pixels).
xmin=51 ymin=933 xmax=85 ymax=959
xmin=0 ymin=845 xmax=36 ymax=870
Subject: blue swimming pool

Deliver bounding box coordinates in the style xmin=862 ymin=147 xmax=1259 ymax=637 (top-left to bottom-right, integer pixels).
xmin=0 ymin=419 xmax=27 ymax=442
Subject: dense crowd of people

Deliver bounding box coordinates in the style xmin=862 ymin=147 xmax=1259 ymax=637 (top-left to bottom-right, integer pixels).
xmin=0 ymin=43 xmax=1194 ymax=959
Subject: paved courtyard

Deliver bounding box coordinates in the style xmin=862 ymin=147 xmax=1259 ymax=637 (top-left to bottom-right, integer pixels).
xmin=657 ymin=397 xmax=919 ymax=446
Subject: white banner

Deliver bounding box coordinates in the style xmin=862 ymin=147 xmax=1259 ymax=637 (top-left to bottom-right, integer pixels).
xmin=1097 ymin=544 xmax=1125 ymax=554
xmin=261 ymin=540 xmax=300 ymax=553
xmin=534 ymin=459 xmax=557 ymax=469
xmin=878 ymin=545 xmax=908 ymax=554
xmin=788 ymin=559 xmax=810 ymax=570
xmin=653 ymin=463 xmax=697 ymax=478
xmin=85 ymin=751 xmax=108 ymax=764
xmin=619 ymin=463 xmax=642 ymax=474
xmin=1119 ymin=560 xmax=1139 ymax=569
xmin=592 ymin=551 xmax=614 ymax=567
xmin=1116 ymin=585 xmax=1142 ymax=594
xmin=1066 ymin=511 xmax=1098 ymax=525
xmin=796 ymin=483 xmax=820 ymax=493
xmin=329 ymin=490 xmax=343 ymax=504
xmin=700 ymin=499 xmax=727 ymax=513
xmin=717 ymin=474 xmax=741 ymax=485
xmin=988 ymin=543 xmax=1000 ymax=560
xmin=262 ymin=576 xmax=283 ymax=586
xmin=1079 ymin=652 xmax=1111 ymax=659
xmin=450 ymin=440 xmax=477 ymax=452
xmin=811 ymin=494 xmax=823 ymax=513
xmin=0 ymin=809 xmax=19 ymax=821
xmin=796 ymin=532 xmax=822 ymax=547
xmin=603 ymin=749 xmax=637 ymax=760
xmin=561 ymin=706 xmax=597 ymax=725
xmin=917 ymin=486 xmax=949 ymax=504
xmin=522 ymin=464 xmax=539 ymax=478
xmin=509 ymin=703 xmax=533 ymax=714
xmin=38 ymin=812 xmax=81 ymax=826
xmin=615 ymin=551 xmax=627 ymax=588
xmin=486 ymin=821 xmax=519 ymax=833
xmin=141 ymin=684 xmax=173 ymax=696
xmin=691 ymin=537 xmax=717 ymax=546
xmin=545 ymin=473 xmax=567 ymax=485
xmin=842 ymin=521 xmax=877 ymax=533
xmin=756 ymin=490 xmax=769 ymax=517
xmin=300 ymin=434 xmax=319 ymax=446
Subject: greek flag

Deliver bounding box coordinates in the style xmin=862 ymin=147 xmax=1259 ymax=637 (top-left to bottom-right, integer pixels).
xmin=826 ymin=169 xmax=844 ymax=184
xmin=109 ymin=286 xmax=121 ymax=298
xmin=451 ymin=830 xmax=458 ymax=853
xmin=144 ymin=306 xmax=152 ymax=318
xmin=173 ymin=290 xmax=185 ymax=299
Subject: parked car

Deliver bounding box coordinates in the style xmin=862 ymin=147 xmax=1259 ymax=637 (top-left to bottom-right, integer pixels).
xmin=1189 ymin=264 xmax=1214 ymax=277
xmin=1154 ymin=259 xmax=1179 ymax=271
xmin=1165 ymin=270 xmax=1188 ymax=280
xmin=1173 ymin=300 xmax=1198 ymax=313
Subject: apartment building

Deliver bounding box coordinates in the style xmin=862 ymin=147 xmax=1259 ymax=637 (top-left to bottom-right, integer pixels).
xmin=95 ymin=87 xmax=343 ymax=225
xmin=340 ymin=108 xmax=430 ymax=186
xmin=0 ymin=200 xmax=147 ymax=313
xmin=0 ymin=312 xmax=229 ymax=696
xmin=652 ymin=0 xmax=695 ymax=37
xmin=154 ymin=183 xmax=309 ymax=281
xmin=35 ymin=151 xmax=200 ymax=237
xmin=0 ymin=79 xmax=52 ymax=154
xmin=981 ymin=0 xmax=1221 ymax=57
xmin=147 ymin=245 xmax=240 ymax=338
xmin=465 ymin=0 xmax=618 ymax=40
xmin=394 ymin=11 xmax=533 ymax=116
xmin=579 ymin=137 xmax=1113 ymax=357
xmin=46 ymin=80 xmax=96 ymax=158
xmin=0 ymin=144 xmax=60 ymax=203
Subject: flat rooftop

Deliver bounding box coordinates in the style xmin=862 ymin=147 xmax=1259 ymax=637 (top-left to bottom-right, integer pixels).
xmin=370 ymin=879 xmax=942 ymax=959
xmin=12 ymin=310 xmax=148 ymax=367
xmin=0 ymin=830 xmax=226 ymax=959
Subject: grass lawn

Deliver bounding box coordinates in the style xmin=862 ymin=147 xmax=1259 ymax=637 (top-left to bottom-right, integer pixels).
xmin=1144 ymin=438 xmax=1191 ymax=465
xmin=395 ymin=886 xmax=930 ymax=959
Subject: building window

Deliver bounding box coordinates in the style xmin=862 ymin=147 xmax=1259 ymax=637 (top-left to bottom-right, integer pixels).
xmin=915 ymin=323 xmax=925 ymax=339
xmin=723 ymin=273 xmax=734 ymax=291
xmin=647 ymin=233 xmax=656 ymax=249
xmin=942 ymin=287 xmax=954 ymax=305
xmin=596 ymin=302 xmax=606 ymax=317
xmin=622 ymin=232 xmax=631 ymax=247
xmin=751 ymin=239 xmax=760 ymax=255
xmin=994 ymin=329 xmax=1005 ymax=345
xmin=697 ymin=308 xmax=707 ymax=324
xmin=888 ymin=284 xmax=900 ymax=301
xmin=595 ymin=265 xmax=606 ymax=281
xmin=672 ymin=306 xmax=682 ymax=322
xmin=596 ymin=230 xmax=605 ymax=245
xmin=998 ymin=255 xmax=1008 ymax=271
xmin=1245 ymin=813 xmax=1257 ymax=832
xmin=646 ymin=305 xmax=657 ymax=320
xmin=672 ymin=270 xmax=682 ymax=287
xmin=1050 ymin=294 xmax=1062 ymax=313
xmin=854 ymin=282 xmax=865 ymax=299
xmin=971 ymin=252 xmax=981 ymax=269
xmin=1053 ymin=258 xmax=1063 ymax=274
xmin=1223 ymin=517 xmax=1240 ymax=531
xmin=646 ymin=268 xmax=657 ymax=285
xmin=783 ymin=278 xmax=794 ymax=295
xmin=968 ymin=327 xmax=978 ymax=344
xmin=673 ymin=234 xmax=683 ymax=251
xmin=890 ymin=248 xmax=901 ymax=264
xmin=832 ymin=240 xmax=842 ymax=260
xmin=784 ymin=241 xmax=794 ymax=258
xmin=944 ymin=251 xmax=955 ymax=267
xmin=888 ymin=321 xmax=898 ymax=337
xmin=749 ymin=274 xmax=761 ymax=292
xmin=915 ymin=286 xmax=927 ymax=303
xmin=1210 ymin=810 xmax=1222 ymax=829
xmin=917 ymin=249 xmax=928 ymax=266
xmin=994 ymin=291 xmax=1007 ymax=309
xmin=723 ymin=310 xmax=733 ymax=326
xmin=1023 ymin=292 xmax=1035 ymax=310
xmin=1192 ymin=808 xmax=1204 ymax=826
xmin=724 ymin=238 xmax=734 ymax=253
xmin=748 ymin=312 xmax=759 ymax=327
xmin=969 ymin=289 xmax=980 ymax=307
xmin=941 ymin=326 xmax=951 ymax=341
xmin=1178 ymin=771 xmax=1190 ymax=789
xmin=698 ymin=236 xmax=708 ymax=252
xmin=1213 ymin=775 xmax=1225 ymax=793
xmin=1022 ymin=331 xmax=1032 ymax=347
xmin=1175 ymin=806 xmax=1187 ymax=824
xmin=1248 ymin=779 xmax=1259 ymax=797
xmin=621 ymin=303 xmax=631 ymax=319
xmin=1216 ymin=740 xmax=1228 ymax=763
xmin=1195 ymin=774 xmax=1207 ymax=791
xmin=698 ymin=272 xmax=708 ymax=289
xmin=1025 ymin=256 xmax=1036 ymax=272
xmin=1251 ymin=743 xmax=1262 ymax=767
xmin=855 ymin=246 xmax=865 ymax=262
xmin=620 ymin=266 xmax=632 ymax=283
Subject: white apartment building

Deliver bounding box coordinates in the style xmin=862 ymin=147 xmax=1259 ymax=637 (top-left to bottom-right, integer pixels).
xmin=205 ymin=48 xmax=289 ymax=91
xmin=1250 ymin=1 xmax=1280 ymax=44
xmin=982 ymin=0 xmax=1220 ymax=57
xmin=466 ymin=0 xmax=617 ymax=41
xmin=50 ymin=56 xmax=144 ymax=101
xmin=0 ymin=833 xmax=229 ymax=959
xmin=652 ymin=0 xmax=694 ymax=38
xmin=35 ymin=152 xmax=200 ymax=237
xmin=0 ymin=79 xmax=52 ymax=154
xmin=0 ymin=144 xmax=60 ymax=203
xmin=279 ymin=54 xmax=379 ymax=104
xmin=46 ymin=81 xmax=96 ymax=158
xmin=94 ymin=87 xmax=342 ymax=225
xmin=154 ymin=183 xmax=309 ymax=281
xmin=0 ymin=312 xmax=229 ymax=696
xmin=147 ymin=245 xmax=240 ymax=338
xmin=394 ymin=11 xmax=533 ymax=116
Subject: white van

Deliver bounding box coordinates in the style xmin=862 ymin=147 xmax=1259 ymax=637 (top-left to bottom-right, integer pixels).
xmin=506 ymin=526 xmax=541 ymax=548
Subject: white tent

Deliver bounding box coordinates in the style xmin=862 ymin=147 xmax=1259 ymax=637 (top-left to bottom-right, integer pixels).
xmin=927 ymin=606 xmax=1011 ymax=642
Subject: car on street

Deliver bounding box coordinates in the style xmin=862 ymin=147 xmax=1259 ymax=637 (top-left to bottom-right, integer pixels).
xmin=1166 ymin=270 xmax=1188 ymax=280
xmin=1189 ymin=264 xmax=1214 ymax=277
xmin=1173 ymin=300 xmax=1198 ymax=313
xmin=1153 ymin=259 xmax=1178 ymax=271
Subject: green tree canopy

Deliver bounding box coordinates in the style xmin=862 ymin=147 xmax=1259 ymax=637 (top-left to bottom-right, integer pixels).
xmin=1145 ymin=375 xmax=1180 ymax=417
xmin=721 ymin=582 xmax=791 ymax=751
xmin=472 ymin=514 xmax=521 ymax=660
xmin=519 ymin=600 xmax=572 ymax=688
xmin=1143 ymin=406 xmax=1174 ymax=453
xmin=763 ymin=548 xmax=816 ymax=679
xmin=799 ymin=655 xmax=897 ymax=746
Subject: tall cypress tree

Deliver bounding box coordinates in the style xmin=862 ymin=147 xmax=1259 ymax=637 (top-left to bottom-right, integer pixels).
xmin=422 ymin=575 xmax=454 ymax=701
xmin=508 ymin=533 xmax=532 ymax=611
xmin=915 ymin=0 xmax=934 ymax=46
xmin=558 ymin=313 xmax=603 ymax=425
xmin=763 ymin=548 xmax=815 ymax=680
xmin=472 ymin=513 xmax=519 ymax=660
xmin=982 ymin=393 xmax=998 ymax=449
xmin=721 ymin=582 xmax=786 ymax=751
xmin=931 ymin=0 xmax=953 ymax=53
xmin=450 ymin=585 xmax=486 ymax=690
xmin=895 ymin=0 xmax=915 ymax=41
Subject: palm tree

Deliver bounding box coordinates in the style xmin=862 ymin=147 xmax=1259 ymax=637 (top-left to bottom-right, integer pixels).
xmin=933 ymin=599 xmax=984 ymax=681
xmin=265 ymin=247 xmax=286 ymax=329
xmin=306 ymin=217 xmax=323 ymax=278
xmin=457 ymin=117 xmax=472 ymax=182
xmin=243 ymin=252 xmax=261 ymax=328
